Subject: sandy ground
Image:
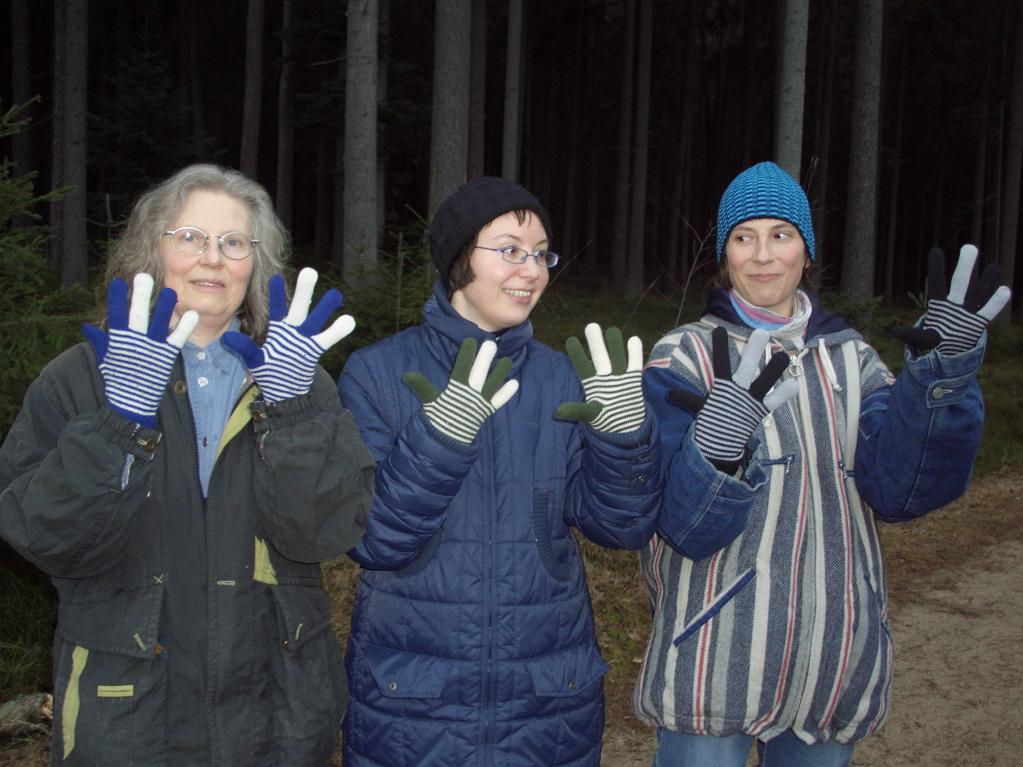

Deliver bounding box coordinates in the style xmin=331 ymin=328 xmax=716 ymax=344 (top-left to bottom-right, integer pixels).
xmin=2 ymin=475 xmax=1020 ymax=767
xmin=600 ymin=474 xmax=1023 ymax=766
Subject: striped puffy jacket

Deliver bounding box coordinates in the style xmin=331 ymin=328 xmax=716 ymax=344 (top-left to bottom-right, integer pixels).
xmin=634 ymin=290 xmax=985 ymax=745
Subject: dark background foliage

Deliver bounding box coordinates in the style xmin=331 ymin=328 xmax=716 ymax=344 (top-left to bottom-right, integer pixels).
xmin=2 ymin=0 xmax=1019 ymax=297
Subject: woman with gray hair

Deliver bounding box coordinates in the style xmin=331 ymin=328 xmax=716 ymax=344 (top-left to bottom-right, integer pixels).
xmin=0 ymin=164 xmax=375 ymax=765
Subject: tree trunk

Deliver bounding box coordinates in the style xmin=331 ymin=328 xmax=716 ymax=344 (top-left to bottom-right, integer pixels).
xmin=240 ymin=0 xmax=265 ymax=177
xmin=332 ymin=54 xmax=346 ymax=267
xmin=560 ymin=3 xmax=584 ymax=262
xmin=774 ymin=0 xmax=809 ymax=180
xmin=584 ymin=156 xmax=600 ymax=272
xmin=971 ymin=66 xmax=990 ymax=247
xmin=378 ymin=0 xmax=391 ymax=237
xmin=61 ymin=0 xmax=88 ymax=288
xmin=811 ymin=3 xmax=837 ymax=274
xmin=581 ymin=0 xmax=600 ymax=272
xmin=884 ymin=37 xmax=906 ymax=301
xmin=501 ymin=0 xmax=524 ymax=180
xmin=467 ymin=0 xmax=487 ymax=179
xmin=840 ymin=0 xmax=884 ymax=299
xmin=315 ymin=140 xmax=332 ymax=259
xmin=11 ymin=0 xmax=33 ymax=228
xmin=49 ymin=0 xmax=66 ymax=271
xmin=669 ymin=0 xmax=699 ymax=290
xmin=344 ymin=0 xmax=379 ymax=282
xmin=275 ymin=0 xmax=295 ymax=230
xmin=610 ymin=0 xmax=636 ymax=288
xmin=739 ymin=7 xmax=757 ymax=168
xmin=429 ymin=0 xmax=471 ymax=215
xmin=186 ymin=0 xmax=205 ymax=153
xmin=11 ymin=0 xmax=33 ymax=175
xmin=988 ymin=103 xmax=1005 ymax=260
xmin=997 ymin=5 xmax=1023 ymax=323
xmin=625 ymin=0 xmax=652 ymax=297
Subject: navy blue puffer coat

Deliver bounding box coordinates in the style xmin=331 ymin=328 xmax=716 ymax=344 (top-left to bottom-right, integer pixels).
xmin=338 ymin=283 xmax=662 ymax=767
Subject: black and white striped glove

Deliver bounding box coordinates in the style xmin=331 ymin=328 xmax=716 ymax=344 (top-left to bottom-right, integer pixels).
xmin=402 ymin=338 xmax=518 ymax=444
xmin=223 ymin=268 xmax=355 ymax=402
xmin=669 ymin=327 xmax=798 ymax=471
xmin=82 ymin=274 xmax=199 ymax=428
xmin=555 ymin=323 xmax=645 ymax=433
xmin=893 ymin=245 xmax=1011 ymax=355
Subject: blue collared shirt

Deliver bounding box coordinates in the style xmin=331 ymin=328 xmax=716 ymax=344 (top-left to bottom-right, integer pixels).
xmin=181 ymin=324 xmax=249 ymax=496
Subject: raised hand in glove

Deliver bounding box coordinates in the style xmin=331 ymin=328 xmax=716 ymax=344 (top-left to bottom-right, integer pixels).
xmin=223 ymin=268 xmax=355 ymax=403
xmin=555 ymin=323 xmax=645 ymax=433
xmin=893 ymin=245 xmax=1011 ymax=355
xmin=82 ymin=274 xmax=199 ymax=428
xmin=669 ymin=327 xmax=798 ymax=472
xmin=402 ymin=337 xmax=518 ymax=444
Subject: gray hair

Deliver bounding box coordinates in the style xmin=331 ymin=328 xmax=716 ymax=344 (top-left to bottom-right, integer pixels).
xmin=104 ymin=164 xmax=289 ymax=339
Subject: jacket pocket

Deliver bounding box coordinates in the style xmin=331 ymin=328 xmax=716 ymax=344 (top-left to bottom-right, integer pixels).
xmin=270 ymin=582 xmax=344 ymax=743
xmin=532 ymin=485 xmax=581 ymax=582
xmin=673 ymin=566 xmax=757 ymax=647
xmin=363 ymin=642 xmax=454 ymax=699
xmin=525 ymin=642 xmax=609 ymax=698
xmin=53 ymin=577 xmax=167 ymax=765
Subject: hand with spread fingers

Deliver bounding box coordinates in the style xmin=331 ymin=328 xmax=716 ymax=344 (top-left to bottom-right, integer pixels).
xmin=669 ymin=326 xmax=798 ymax=471
xmin=555 ymin=323 xmax=646 ymax=433
xmin=222 ymin=267 xmax=356 ymax=402
xmin=893 ymin=244 xmax=1011 ymax=355
xmin=402 ymin=337 xmax=518 ymax=444
xmin=82 ymin=273 xmax=199 ymax=428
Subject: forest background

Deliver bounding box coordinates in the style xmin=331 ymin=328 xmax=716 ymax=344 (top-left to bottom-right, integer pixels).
xmin=1 ymin=0 xmax=1022 ymax=763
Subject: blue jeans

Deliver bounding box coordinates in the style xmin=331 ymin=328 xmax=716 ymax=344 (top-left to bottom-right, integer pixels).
xmin=653 ymin=727 xmax=854 ymax=767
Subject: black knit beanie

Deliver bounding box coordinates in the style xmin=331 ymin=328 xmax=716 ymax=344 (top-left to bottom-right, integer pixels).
xmin=429 ymin=176 xmax=552 ymax=289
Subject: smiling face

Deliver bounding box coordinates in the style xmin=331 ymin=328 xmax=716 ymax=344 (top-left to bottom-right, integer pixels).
xmin=160 ymin=190 xmax=255 ymax=346
xmin=724 ymin=218 xmax=808 ymax=317
xmin=450 ymin=211 xmax=550 ymax=332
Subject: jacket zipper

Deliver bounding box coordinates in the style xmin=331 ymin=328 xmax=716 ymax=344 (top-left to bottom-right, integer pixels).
xmin=482 ymin=418 xmax=495 ymax=767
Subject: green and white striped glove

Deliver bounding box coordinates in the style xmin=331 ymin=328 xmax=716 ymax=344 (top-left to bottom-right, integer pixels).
xmin=555 ymin=323 xmax=645 ymax=433
xmin=402 ymin=337 xmax=518 ymax=444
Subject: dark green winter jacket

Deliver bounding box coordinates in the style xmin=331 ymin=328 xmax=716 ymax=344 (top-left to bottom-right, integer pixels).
xmin=0 ymin=342 xmax=374 ymax=766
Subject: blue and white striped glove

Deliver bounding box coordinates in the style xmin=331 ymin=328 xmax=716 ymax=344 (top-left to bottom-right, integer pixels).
xmin=555 ymin=324 xmax=646 ymax=433
xmin=893 ymin=245 xmax=1012 ymax=355
xmin=82 ymin=274 xmax=199 ymax=428
xmin=222 ymin=268 xmax=355 ymax=403
xmin=669 ymin=327 xmax=798 ymax=471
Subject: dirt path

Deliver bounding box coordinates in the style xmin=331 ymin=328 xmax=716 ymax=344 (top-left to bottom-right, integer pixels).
xmin=600 ymin=474 xmax=1023 ymax=766
xmin=2 ymin=477 xmax=1019 ymax=767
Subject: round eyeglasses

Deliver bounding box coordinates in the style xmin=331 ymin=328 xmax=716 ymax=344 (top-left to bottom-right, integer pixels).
xmin=475 ymin=244 xmax=559 ymax=268
xmin=163 ymin=226 xmax=259 ymax=260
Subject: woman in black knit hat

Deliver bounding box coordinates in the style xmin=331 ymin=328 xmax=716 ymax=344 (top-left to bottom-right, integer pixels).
xmin=336 ymin=176 xmax=664 ymax=766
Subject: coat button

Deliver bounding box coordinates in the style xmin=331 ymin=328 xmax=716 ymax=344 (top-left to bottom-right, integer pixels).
xmin=173 ymin=380 xmax=187 ymax=394
xmin=388 ymin=681 xmax=397 ymax=691
xmin=568 ymin=680 xmax=576 ymax=690
xmin=636 ymin=474 xmax=647 ymax=483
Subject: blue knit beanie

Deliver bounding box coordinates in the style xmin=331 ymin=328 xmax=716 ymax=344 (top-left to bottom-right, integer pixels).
xmin=715 ymin=161 xmax=815 ymax=262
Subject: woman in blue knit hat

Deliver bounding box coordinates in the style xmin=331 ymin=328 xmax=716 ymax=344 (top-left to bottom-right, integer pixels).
xmin=633 ymin=161 xmax=1010 ymax=765
xmin=337 ymin=176 xmax=663 ymax=766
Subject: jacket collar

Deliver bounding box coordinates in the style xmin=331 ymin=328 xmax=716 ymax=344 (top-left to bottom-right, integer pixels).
xmin=704 ymin=287 xmax=853 ymax=342
xmin=421 ymin=280 xmax=533 ymax=366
